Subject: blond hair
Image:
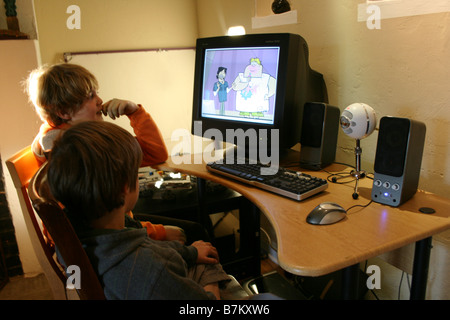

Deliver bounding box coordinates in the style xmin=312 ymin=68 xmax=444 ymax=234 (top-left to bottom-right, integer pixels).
xmin=26 ymin=63 xmax=98 ymax=127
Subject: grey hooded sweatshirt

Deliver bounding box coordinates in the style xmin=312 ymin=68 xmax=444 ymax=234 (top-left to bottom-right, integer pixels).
xmin=80 ymin=227 xmax=217 ymax=300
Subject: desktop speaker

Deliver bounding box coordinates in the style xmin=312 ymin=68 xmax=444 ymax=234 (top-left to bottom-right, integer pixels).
xmin=300 ymin=102 xmax=340 ymax=170
xmin=371 ymin=116 xmax=426 ymax=207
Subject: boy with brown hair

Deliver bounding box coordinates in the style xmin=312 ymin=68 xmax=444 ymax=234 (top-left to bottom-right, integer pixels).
xmin=47 ymin=121 xmax=230 ymax=299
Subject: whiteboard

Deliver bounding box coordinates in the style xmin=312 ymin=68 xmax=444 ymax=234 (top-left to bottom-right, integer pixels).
xmin=66 ymin=48 xmax=196 ymax=147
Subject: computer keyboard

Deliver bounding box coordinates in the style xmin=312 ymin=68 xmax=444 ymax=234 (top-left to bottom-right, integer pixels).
xmin=206 ymin=161 xmax=328 ymax=201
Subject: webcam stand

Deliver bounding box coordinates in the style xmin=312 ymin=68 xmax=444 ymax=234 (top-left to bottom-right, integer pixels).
xmin=333 ymin=139 xmax=366 ymax=199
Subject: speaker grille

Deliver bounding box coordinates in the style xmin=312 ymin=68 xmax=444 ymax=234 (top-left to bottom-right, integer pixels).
xmin=374 ymin=117 xmax=410 ymax=177
xmin=300 ymin=103 xmax=325 ymax=148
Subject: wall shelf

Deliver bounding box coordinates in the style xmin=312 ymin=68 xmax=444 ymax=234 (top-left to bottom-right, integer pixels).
xmin=252 ymin=10 xmax=297 ymax=29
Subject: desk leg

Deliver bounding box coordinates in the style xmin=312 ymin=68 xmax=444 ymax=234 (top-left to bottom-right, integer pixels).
xmin=410 ymin=237 xmax=432 ymax=300
xmin=341 ymin=263 xmax=360 ymax=300
xmin=239 ymin=200 xmax=261 ymax=277
xmin=196 ymin=178 xmax=214 ymax=240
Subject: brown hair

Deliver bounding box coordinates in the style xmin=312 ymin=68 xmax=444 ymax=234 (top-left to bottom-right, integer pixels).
xmin=26 ymin=63 xmax=99 ymax=127
xmin=47 ymin=121 xmax=142 ymax=224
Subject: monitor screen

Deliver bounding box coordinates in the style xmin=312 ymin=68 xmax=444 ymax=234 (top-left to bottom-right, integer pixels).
xmin=200 ymin=46 xmax=281 ymax=126
xmin=192 ymin=33 xmax=328 ymax=163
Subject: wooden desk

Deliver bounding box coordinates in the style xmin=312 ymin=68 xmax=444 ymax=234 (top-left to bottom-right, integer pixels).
xmin=157 ymin=158 xmax=450 ymax=299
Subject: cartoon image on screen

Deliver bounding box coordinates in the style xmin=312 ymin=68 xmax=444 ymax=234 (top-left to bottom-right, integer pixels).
xmin=213 ymin=67 xmax=231 ymax=115
xmin=201 ymin=47 xmax=280 ymax=125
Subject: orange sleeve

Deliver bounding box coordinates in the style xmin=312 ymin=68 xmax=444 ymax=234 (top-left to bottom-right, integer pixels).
xmin=126 ymin=211 xmax=166 ymax=240
xmin=139 ymin=221 xmax=167 ymax=241
xmin=128 ymin=105 xmax=169 ymax=166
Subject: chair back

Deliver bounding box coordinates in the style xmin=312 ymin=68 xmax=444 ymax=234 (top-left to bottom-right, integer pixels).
xmin=28 ymin=163 xmax=106 ymax=300
xmin=6 ymin=146 xmax=66 ymax=299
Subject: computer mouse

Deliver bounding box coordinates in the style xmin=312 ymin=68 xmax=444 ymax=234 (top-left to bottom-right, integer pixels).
xmin=306 ymin=202 xmax=347 ymax=225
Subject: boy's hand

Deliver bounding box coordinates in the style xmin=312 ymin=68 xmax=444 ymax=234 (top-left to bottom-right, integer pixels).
xmin=102 ymin=99 xmax=139 ymax=119
xmin=191 ymin=241 xmax=219 ymax=265
xmin=164 ymin=226 xmax=186 ymax=244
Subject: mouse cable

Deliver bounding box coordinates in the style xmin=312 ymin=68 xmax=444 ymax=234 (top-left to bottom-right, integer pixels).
xmin=346 ymin=200 xmax=373 ymax=213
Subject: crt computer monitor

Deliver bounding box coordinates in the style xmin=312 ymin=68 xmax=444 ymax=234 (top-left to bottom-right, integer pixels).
xmin=191 ymin=33 xmax=328 ymax=163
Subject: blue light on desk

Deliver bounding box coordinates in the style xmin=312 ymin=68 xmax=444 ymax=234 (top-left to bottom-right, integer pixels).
xmin=383 ymin=192 xmax=390 ymax=197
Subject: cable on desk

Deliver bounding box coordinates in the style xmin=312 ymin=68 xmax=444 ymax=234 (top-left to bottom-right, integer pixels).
xmin=323 ymin=162 xmax=375 ymax=184
xmin=346 ymin=200 xmax=373 ymax=213
xmin=326 ymin=171 xmax=356 ymax=184
xmin=365 ymin=172 xmax=374 ymax=180
xmin=322 ymin=162 xmax=356 ymax=184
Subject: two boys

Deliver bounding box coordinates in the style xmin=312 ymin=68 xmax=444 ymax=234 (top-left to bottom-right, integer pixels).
xmin=27 ymin=63 xmax=228 ymax=299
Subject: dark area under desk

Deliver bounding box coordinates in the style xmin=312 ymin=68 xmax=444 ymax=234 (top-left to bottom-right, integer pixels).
xmin=132 ymin=177 xmax=261 ymax=280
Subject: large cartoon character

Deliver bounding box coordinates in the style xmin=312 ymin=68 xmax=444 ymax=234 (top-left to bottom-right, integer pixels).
xmin=231 ymin=58 xmax=276 ymax=117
